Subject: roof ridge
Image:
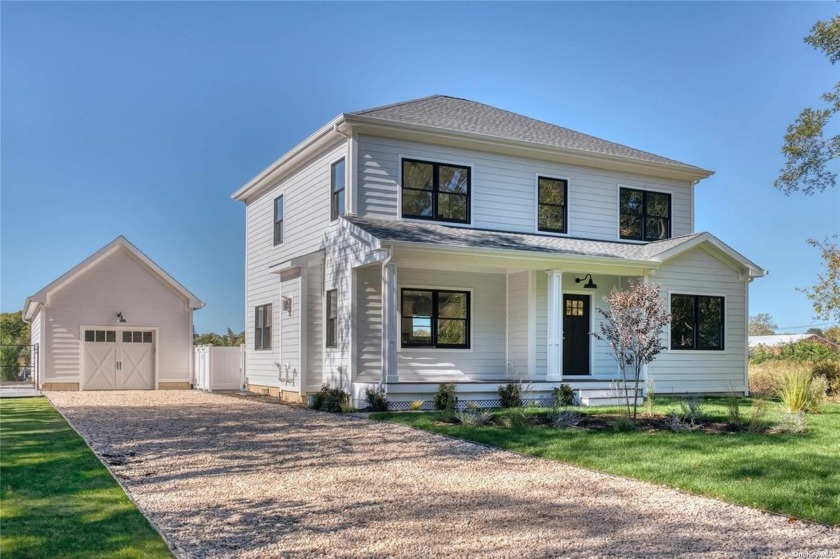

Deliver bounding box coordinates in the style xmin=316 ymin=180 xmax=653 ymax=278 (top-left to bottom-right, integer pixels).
xmin=348 ymin=94 xmax=447 ymax=116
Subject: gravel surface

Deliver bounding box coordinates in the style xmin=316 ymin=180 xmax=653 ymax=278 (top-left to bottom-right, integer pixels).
xmin=48 ymin=391 xmax=839 ymax=558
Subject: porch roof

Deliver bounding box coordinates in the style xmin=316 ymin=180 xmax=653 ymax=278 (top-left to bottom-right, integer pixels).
xmin=343 ymin=216 xmax=767 ymax=277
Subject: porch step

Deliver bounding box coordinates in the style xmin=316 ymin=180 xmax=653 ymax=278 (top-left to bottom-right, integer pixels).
xmin=578 ymin=387 xmax=643 ymax=407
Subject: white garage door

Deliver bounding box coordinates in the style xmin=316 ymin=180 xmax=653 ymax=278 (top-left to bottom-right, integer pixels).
xmin=83 ymin=329 xmax=155 ymax=390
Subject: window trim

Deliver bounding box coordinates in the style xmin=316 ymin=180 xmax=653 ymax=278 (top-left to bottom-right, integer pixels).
xmin=536 ymin=174 xmax=569 ymax=235
xmin=399 ymin=287 xmax=472 ymax=351
xmin=399 ymin=157 xmax=472 ymax=225
xmin=273 ymin=195 xmax=284 ymax=246
xmin=330 ymin=158 xmax=346 ymax=222
xmin=254 ymin=304 xmax=272 ymax=351
xmin=325 ymin=289 xmax=338 ymax=349
xmin=668 ymin=292 xmax=725 ymax=351
xmin=617 ymin=185 xmax=672 ymax=242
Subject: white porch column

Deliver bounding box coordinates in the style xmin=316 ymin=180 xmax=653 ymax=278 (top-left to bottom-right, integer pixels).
xmin=381 ymin=262 xmax=398 ymax=383
xmin=546 ymin=270 xmax=564 ymax=381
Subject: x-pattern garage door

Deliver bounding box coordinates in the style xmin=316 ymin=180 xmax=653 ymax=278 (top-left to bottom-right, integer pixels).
xmin=83 ymin=329 xmax=154 ymax=390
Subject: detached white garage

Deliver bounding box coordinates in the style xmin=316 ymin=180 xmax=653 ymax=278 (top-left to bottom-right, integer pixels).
xmin=23 ymin=236 xmax=204 ymax=391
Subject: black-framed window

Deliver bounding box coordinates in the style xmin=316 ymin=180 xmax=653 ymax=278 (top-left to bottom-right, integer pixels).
xmin=331 ymin=159 xmax=345 ymax=221
xmin=273 ymin=195 xmax=284 ymax=246
xmin=401 ymin=159 xmax=470 ymax=223
xmin=619 ymin=187 xmax=671 ymax=241
xmin=538 ymin=177 xmax=568 ymax=233
xmin=401 ymin=289 xmax=470 ymax=349
xmin=326 ymin=290 xmax=338 ymax=348
xmin=671 ymin=295 xmax=724 ymax=350
xmin=255 ymin=304 xmax=272 ymax=350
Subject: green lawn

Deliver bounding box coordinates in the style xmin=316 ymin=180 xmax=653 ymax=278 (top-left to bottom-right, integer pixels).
xmin=373 ymin=399 xmax=840 ymax=526
xmin=0 ymin=397 xmax=172 ymax=558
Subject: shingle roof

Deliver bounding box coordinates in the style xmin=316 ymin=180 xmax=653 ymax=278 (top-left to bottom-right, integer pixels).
xmin=344 ymin=216 xmax=703 ymax=262
xmin=348 ymin=95 xmax=708 ymax=173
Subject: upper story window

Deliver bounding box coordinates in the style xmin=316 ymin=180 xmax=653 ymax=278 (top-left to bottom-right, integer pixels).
xmin=331 ymin=159 xmax=345 ymax=221
xmin=273 ymin=195 xmax=284 ymax=246
xmin=401 ymin=289 xmax=470 ymax=349
xmin=671 ymin=294 xmax=724 ymax=350
xmin=538 ymin=177 xmax=568 ymax=233
xmin=401 ymin=159 xmax=470 ymax=224
xmin=255 ymin=304 xmax=272 ymax=350
xmin=619 ymin=187 xmax=671 ymax=241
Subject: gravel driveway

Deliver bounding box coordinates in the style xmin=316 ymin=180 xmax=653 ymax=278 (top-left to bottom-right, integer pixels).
xmin=48 ymin=391 xmax=838 ymax=558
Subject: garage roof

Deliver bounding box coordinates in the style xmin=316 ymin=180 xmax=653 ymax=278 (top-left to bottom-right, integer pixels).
xmin=23 ymin=236 xmax=204 ymax=321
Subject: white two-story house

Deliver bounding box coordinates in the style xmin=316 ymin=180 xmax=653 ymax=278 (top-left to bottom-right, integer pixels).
xmin=233 ymin=95 xmax=766 ymax=408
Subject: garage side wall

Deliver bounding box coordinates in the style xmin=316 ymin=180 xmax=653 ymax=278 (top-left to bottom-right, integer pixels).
xmin=43 ymin=249 xmax=193 ymax=389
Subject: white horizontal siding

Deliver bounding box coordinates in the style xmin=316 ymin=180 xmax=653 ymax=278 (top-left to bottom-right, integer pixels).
xmin=396 ymin=268 xmax=506 ymax=381
xmin=652 ymin=247 xmax=748 ymax=393
xmin=42 ymin=248 xmax=192 ymax=383
xmin=355 ymin=266 xmax=382 ymax=382
xmin=244 ymin=141 xmax=347 ymax=387
xmin=356 ymin=135 xmax=692 ymax=240
xmin=305 ymin=261 xmax=324 ymax=391
xmin=279 ymin=271 xmax=301 ymax=392
xmin=323 ymin=225 xmax=377 ymax=389
xmin=30 ymin=311 xmax=42 ymax=383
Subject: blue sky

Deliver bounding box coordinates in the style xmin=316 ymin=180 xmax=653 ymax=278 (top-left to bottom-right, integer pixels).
xmin=2 ymin=2 xmax=838 ymax=334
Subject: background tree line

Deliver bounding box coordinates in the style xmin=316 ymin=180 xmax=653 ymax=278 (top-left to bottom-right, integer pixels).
xmin=1 ymin=312 xmax=30 ymax=381
xmin=194 ymin=327 xmax=245 ymax=347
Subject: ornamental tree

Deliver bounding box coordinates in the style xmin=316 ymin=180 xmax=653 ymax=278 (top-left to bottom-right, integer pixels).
xmin=593 ymin=282 xmax=671 ymax=420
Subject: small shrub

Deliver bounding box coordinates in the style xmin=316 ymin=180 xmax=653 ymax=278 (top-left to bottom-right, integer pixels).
xmin=777 ymin=367 xmax=812 ymax=414
xmin=433 ymin=383 xmax=456 ymax=411
xmin=311 ymin=384 xmax=347 ymax=413
xmin=748 ymin=397 xmax=769 ymax=433
xmin=340 ymin=402 xmax=356 ymax=413
xmin=678 ymin=397 xmax=706 ymax=427
xmin=364 ymin=386 xmax=389 ymax=412
xmin=777 ymin=410 xmax=807 ymax=433
xmin=410 ymin=400 xmax=424 ymax=411
xmin=665 ymin=411 xmax=688 ymax=432
xmin=613 ymin=416 xmax=636 ymax=432
xmin=549 ymin=409 xmax=582 ymax=429
xmin=725 ymin=391 xmax=742 ymax=425
xmin=554 ymin=384 xmax=575 ymax=407
xmin=644 ymin=378 xmax=656 ymax=418
xmin=749 ymin=362 xmax=780 ymax=397
xmin=807 ymin=375 xmax=828 ymax=413
xmin=812 ymin=361 xmax=840 ymax=395
xmin=498 ymin=383 xmax=523 ymax=408
xmin=506 ymin=408 xmax=528 ymax=429
xmin=456 ymin=408 xmax=493 ymax=426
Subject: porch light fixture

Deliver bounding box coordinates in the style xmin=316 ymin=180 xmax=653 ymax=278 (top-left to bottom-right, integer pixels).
xmin=115 ymin=312 xmax=127 ymax=323
xmin=575 ymin=274 xmax=598 ymax=290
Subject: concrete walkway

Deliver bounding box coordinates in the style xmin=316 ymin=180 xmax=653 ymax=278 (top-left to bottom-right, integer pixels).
xmin=48 ymin=391 xmax=839 ymax=558
xmin=0 ymin=383 xmax=41 ymax=398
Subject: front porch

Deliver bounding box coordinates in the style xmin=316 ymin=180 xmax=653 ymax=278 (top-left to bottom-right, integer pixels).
xmin=349 ymin=243 xmax=651 ymax=408
xmin=351 ymin=379 xmax=642 ymax=410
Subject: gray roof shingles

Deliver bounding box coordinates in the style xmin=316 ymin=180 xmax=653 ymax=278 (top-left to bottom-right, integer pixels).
xmin=344 ymin=216 xmax=702 ymax=262
xmin=348 ymin=95 xmax=707 ymax=173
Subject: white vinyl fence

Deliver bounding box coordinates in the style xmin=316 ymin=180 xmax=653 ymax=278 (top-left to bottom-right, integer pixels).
xmin=194 ymin=345 xmax=244 ymax=391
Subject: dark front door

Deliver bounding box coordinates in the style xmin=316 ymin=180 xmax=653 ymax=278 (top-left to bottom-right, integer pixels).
xmin=563 ymin=294 xmax=590 ymax=376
